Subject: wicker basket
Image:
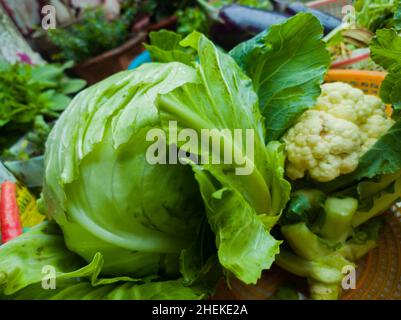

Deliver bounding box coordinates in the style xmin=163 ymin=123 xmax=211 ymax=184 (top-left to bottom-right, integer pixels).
xmin=214 ymin=70 xmax=401 ymax=300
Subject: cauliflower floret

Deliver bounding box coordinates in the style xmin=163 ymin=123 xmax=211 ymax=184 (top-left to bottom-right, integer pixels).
xmin=284 ymin=110 xmax=362 ymax=182
xmin=316 ymin=83 xmax=387 ymax=125
xmin=360 ymin=114 xmax=395 ymax=153
xmin=283 ymin=82 xmax=394 ymax=182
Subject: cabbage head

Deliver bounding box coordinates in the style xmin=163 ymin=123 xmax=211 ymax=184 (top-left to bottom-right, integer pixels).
xmin=43 ymin=62 xmax=204 ymax=277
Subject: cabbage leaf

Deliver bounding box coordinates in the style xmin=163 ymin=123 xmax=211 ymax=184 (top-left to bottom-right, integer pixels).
xmin=0 ymin=223 xmax=208 ymax=300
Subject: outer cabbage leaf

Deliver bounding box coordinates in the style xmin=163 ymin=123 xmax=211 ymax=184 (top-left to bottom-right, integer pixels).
xmin=0 ymin=222 xmax=140 ymax=295
xmin=2 ymin=279 xmax=207 ymax=300
xmin=229 ymin=13 xmax=330 ymax=140
xmin=194 ymin=168 xmax=282 ymax=284
xmin=0 ymin=222 xmax=210 ymax=300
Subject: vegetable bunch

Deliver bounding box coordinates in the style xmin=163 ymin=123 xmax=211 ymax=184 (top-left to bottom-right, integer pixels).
xmin=1 ymin=13 xmax=400 ymax=301
xmin=0 ymin=13 xmax=328 ymax=300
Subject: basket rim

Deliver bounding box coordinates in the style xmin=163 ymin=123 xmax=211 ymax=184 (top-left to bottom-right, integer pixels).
xmin=326 ymin=69 xmax=387 ymax=81
xmin=307 ymin=0 xmax=342 ymax=8
xmin=331 ymin=52 xmax=371 ymax=69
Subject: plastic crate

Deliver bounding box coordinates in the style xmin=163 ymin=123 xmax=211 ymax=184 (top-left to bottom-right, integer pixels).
xmin=325 ymin=69 xmax=385 ymax=95
xmin=325 ymin=69 xmax=392 ymax=114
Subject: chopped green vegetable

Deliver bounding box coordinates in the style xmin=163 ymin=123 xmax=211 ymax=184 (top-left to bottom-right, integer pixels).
xmin=320 ymin=197 xmax=358 ymax=242
xmin=281 ymin=223 xmax=332 ymax=261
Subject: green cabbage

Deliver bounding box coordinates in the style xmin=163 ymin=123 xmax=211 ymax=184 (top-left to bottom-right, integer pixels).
xmin=43 ymin=62 xmax=205 ymax=278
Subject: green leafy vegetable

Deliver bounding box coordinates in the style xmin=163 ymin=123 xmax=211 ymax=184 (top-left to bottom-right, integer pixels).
xmin=145 ymin=30 xmax=196 ymax=65
xmin=0 ymin=60 xmax=86 ymax=154
xmin=0 ymin=222 xmax=209 ymax=300
xmin=370 ymin=28 xmax=401 ymax=109
xmin=144 ymin=0 xmax=186 ymax=22
xmin=352 ymin=173 xmax=401 ymax=226
xmin=281 ymin=189 xmax=326 ymax=226
xmin=230 ymin=13 xmax=330 ymax=140
xmin=355 ymin=0 xmax=401 ymax=32
xmin=177 ymin=6 xmax=209 ymax=36
xmin=48 ymin=7 xmax=136 ymax=63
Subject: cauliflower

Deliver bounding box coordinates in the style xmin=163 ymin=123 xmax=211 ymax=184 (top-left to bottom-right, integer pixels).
xmin=283 ymin=82 xmax=394 ymax=182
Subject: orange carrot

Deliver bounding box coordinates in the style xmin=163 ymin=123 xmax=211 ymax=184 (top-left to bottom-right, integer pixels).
xmin=0 ymin=181 xmax=23 ymax=243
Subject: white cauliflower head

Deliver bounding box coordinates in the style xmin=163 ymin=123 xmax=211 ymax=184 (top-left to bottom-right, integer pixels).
xmin=283 ymin=82 xmax=394 ymax=182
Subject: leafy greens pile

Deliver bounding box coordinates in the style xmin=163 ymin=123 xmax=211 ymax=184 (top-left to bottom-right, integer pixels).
xmin=0 ymin=60 xmax=86 ymax=157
